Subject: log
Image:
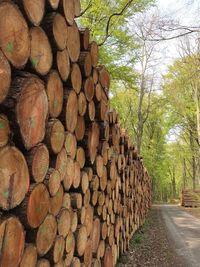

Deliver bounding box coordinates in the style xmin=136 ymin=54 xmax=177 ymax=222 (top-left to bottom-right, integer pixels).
xmin=72 ymin=257 xmax=81 ymax=267
xmin=56 ymin=148 xmax=68 ymax=181
xmin=46 ymin=70 xmax=63 ymax=118
xmin=78 ymin=52 xmax=92 ymax=77
xmin=54 ymin=259 xmax=65 ymax=267
xmin=79 ymin=28 xmax=90 ymax=51
xmin=65 ymin=231 xmax=75 ymax=265
xmin=57 ymin=208 xmax=71 ymax=237
xmin=91 ymin=218 xmax=100 ymax=253
xmin=44 ymin=168 xmax=61 ymax=196
xmin=83 ymin=239 xmax=92 ymax=267
xmin=36 ymin=214 xmax=57 ymax=256
xmin=76 ymin=146 xmax=85 ymax=168
xmin=47 ymin=0 xmax=60 ymax=10
xmin=26 ymin=143 xmax=49 ymax=183
xmin=71 ymin=210 xmax=78 ymax=233
xmin=74 ymin=0 xmax=81 ymax=17
xmin=0 ymin=50 xmax=11 ymax=103
xmin=93 ymin=69 xmax=99 ymax=85
xmin=65 ymin=132 xmax=77 ymax=159
xmin=70 ymin=63 xmax=82 ymax=94
xmin=84 ymin=77 xmax=94 ymax=101
xmin=20 ymin=0 xmax=45 ymax=26
xmin=103 ymin=247 xmax=113 ymax=267
xmin=0 ymin=2 xmax=30 ymax=68
xmin=0 ymin=114 xmax=10 ymax=148
xmin=73 ymin=161 xmax=81 ymax=188
xmin=0 ymin=146 xmax=29 ymax=210
xmin=81 ymin=171 xmax=89 ymax=194
xmin=87 ymin=122 xmax=100 ymax=164
xmin=67 ymin=23 xmax=80 ymax=62
xmin=60 ymin=0 xmax=75 ymax=25
xmin=19 ymin=183 xmax=50 ymax=228
xmin=36 ymin=259 xmax=50 ymax=267
xmin=84 ymin=205 xmax=93 ymax=236
xmin=64 ymin=90 xmax=78 ymax=133
xmin=0 ymin=216 xmax=25 ymax=267
xmin=75 ymin=225 xmax=87 ymax=257
xmin=20 ymin=244 xmax=37 ymax=267
xmin=98 ymin=66 xmax=110 ymax=93
xmin=78 ymin=92 xmax=87 ymax=116
xmin=45 ymin=119 xmax=65 ymax=154
xmin=49 ymin=184 xmax=64 ymax=216
xmin=89 ymin=42 xmax=98 ymax=67
xmin=75 ymin=116 xmax=85 ymax=141
xmin=43 ymin=13 xmax=67 ymax=50
xmin=30 ymin=27 xmax=52 ymax=75
xmin=62 ymin=193 xmax=71 ymax=209
xmin=63 ymin=157 xmax=74 ymax=190
xmin=94 ymin=83 xmax=102 ymax=103
xmin=4 ymin=75 xmax=48 ymax=150
xmin=86 ymin=101 xmax=95 ymax=121
xmin=46 ymin=235 xmax=65 ymax=264
xmin=56 ymin=48 xmax=70 ymax=82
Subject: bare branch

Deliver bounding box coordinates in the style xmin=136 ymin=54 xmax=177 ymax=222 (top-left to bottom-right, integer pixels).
xmin=77 ymin=1 xmax=92 ymax=18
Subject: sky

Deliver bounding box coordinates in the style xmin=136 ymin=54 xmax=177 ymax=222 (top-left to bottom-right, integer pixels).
xmin=156 ymin=0 xmax=200 ymax=71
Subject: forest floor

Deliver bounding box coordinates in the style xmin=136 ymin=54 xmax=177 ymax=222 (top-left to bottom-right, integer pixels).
xmin=116 ymin=205 xmax=186 ymax=267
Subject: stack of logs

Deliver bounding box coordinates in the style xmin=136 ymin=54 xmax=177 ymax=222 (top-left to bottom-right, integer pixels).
xmin=0 ymin=0 xmax=152 ymax=266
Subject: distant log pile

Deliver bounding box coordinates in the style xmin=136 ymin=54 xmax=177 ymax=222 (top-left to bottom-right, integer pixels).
xmin=181 ymin=190 xmax=200 ymax=208
xmin=0 ymin=0 xmax=152 ymax=266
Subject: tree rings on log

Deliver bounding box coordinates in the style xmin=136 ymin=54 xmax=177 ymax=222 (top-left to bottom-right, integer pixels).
xmin=47 ymin=70 xmax=63 ymax=118
xmin=0 ymin=114 xmax=10 ymax=148
xmin=0 ymin=50 xmax=11 ymax=103
xmin=65 ymin=132 xmax=77 ymax=159
xmin=75 ymin=225 xmax=87 ymax=257
xmin=26 ymin=143 xmax=49 ymax=183
xmin=65 ymin=90 xmax=78 ymax=133
xmin=0 ymin=2 xmax=30 ymax=68
xmin=57 ymin=208 xmax=71 ymax=237
xmin=0 ymin=146 xmax=29 ymax=210
xmin=45 ymin=119 xmax=65 ymax=154
xmin=67 ymin=23 xmax=80 ymax=62
xmin=0 ymin=216 xmax=25 ymax=267
xmin=47 ymin=0 xmax=60 ymax=10
xmin=87 ymin=122 xmax=100 ymax=164
xmin=71 ymin=63 xmax=82 ymax=94
xmin=45 ymin=168 xmax=61 ymax=196
xmin=43 ymin=13 xmax=68 ymax=51
xmin=30 ymin=27 xmax=52 ymax=75
xmin=75 ymin=116 xmax=85 ymax=141
xmin=36 ymin=214 xmax=57 ymax=256
xmin=49 ymin=184 xmax=64 ymax=216
xmin=84 ymin=77 xmax=94 ymax=101
xmin=56 ymin=148 xmax=68 ymax=181
xmin=26 ymin=183 xmax=50 ymax=228
xmin=15 ymin=76 xmax=48 ymax=150
xmin=78 ymin=92 xmax=87 ymax=116
xmin=89 ymin=42 xmax=98 ymax=68
xmin=56 ymin=49 xmax=70 ymax=82
xmin=36 ymin=259 xmax=50 ymax=267
xmin=20 ymin=244 xmax=37 ymax=267
xmin=74 ymin=0 xmax=81 ymax=17
xmin=61 ymin=0 xmax=75 ymax=26
xmin=103 ymin=247 xmax=113 ymax=267
xmin=22 ymin=0 xmax=45 ymax=26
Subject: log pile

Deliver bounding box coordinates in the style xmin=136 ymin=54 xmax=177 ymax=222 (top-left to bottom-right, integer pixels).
xmin=181 ymin=190 xmax=200 ymax=208
xmin=0 ymin=0 xmax=152 ymax=266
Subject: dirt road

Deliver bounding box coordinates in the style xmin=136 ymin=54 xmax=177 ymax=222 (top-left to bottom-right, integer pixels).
xmin=160 ymin=204 xmax=200 ymax=267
